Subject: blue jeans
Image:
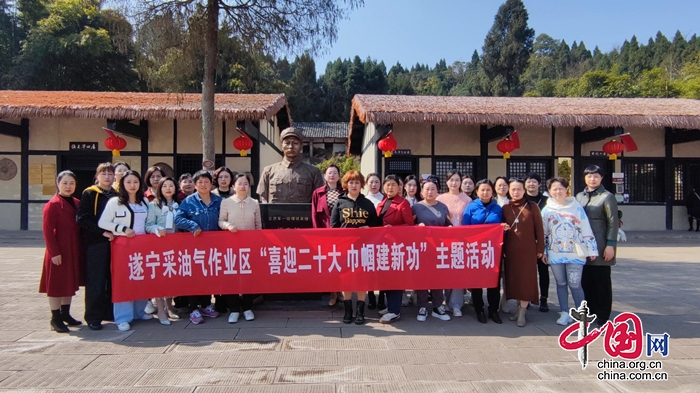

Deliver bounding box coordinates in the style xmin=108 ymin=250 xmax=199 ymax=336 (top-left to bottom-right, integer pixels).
xmin=114 ymin=299 xmax=149 ymax=324
xmin=550 ymin=264 xmax=585 ymax=313
xmin=385 ymin=290 xmax=403 ymax=315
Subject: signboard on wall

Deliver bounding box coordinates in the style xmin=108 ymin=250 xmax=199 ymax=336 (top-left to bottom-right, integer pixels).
xmin=69 ymin=142 xmax=98 ymax=151
xmin=590 ymin=151 xmax=607 ymax=157
xmin=393 ymin=149 xmax=412 ymax=156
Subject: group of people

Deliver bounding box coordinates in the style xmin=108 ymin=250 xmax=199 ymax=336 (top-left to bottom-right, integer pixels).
xmin=310 ymin=165 xmax=618 ymax=328
xmin=40 ymin=126 xmax=618 ymax=334
xmin=41 ymin=161 xmax=264 ymax=333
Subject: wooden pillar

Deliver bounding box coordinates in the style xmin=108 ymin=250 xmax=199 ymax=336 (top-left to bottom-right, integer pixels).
xmin=664 ymin=127 xmax=675 ymax=230
xmin=140 ymin=120 xmax=149 ymax=176
xmin=478 ymin=124 xmax=488 ymax=180
xmin=573 ymin=126 xmax=582 ymax=194
xmin=20 ymin=119 xmax=29 ymax=230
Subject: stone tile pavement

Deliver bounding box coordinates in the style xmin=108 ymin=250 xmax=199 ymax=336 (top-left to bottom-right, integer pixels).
xmin=0 ymin=230 xmax=698 ymax=392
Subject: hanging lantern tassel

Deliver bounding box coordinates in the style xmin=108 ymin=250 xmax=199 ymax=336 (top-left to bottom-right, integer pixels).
xmin=602 ymin=139 xmax=625 ymax=160
xmin=233 ymin=129 xmax=254 ymax=157
xmin=377 ymin=131 xmax=398 ymax=158
xmin=103 ymin=129 xmax=127 ymax=157
xmin=497 ymin=137 xmax=516 ymax=160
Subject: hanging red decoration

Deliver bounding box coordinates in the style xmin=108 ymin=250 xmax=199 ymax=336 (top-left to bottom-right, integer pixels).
xmin=602 ymin=139 xmax=625 ymax=160
xmin=497 ymin=137 xmax=516 ymax=159
xmin=103 ymin=128 xmax=127 ymax=157
xmin=233 ymin=128 xmax=254 ymax=157
xmin=377 ymin=132 xmax=398 ymax=158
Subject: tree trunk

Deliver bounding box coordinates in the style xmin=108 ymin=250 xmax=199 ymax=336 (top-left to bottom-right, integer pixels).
xmin=201 ymin=0 xmax=219 ymax=171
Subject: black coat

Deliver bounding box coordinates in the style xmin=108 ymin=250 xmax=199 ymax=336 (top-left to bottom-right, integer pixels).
xmin=686 ymin=190 xmax=700 ymax=218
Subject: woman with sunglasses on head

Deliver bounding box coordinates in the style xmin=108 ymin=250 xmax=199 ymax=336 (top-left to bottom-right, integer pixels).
xmin=502 ymin=178 xmax=545 ymax=327
xmin=462 ymin=179 xmax=505 ymax=324
xmin=145 ymin=177 xmax=181 ymax=324
xmin=412 ymin=176 xmax=452 ymax=323
xmin=375 ymin=174 xmax=414 ymax=324
xmin=98 ymin=170 xmax=154 ymax=331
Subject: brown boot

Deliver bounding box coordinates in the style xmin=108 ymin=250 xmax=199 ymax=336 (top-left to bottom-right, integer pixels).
xmin=517 ymin=306 xmax=527 ymax=327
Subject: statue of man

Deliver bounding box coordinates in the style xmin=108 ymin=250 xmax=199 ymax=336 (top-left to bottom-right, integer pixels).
xmin=257 ymin=127 xmax=324 ymax=203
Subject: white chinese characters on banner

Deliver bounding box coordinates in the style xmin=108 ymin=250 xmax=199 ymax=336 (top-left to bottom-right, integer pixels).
xmin=126 ymin=240 xmax=496 ymax=281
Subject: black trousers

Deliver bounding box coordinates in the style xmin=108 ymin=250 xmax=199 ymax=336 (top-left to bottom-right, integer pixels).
xmin=470 ymin=282 xmax=501 ymax=314
xmin=84 ymin=242 xmax=112 ymax=324
xmin=581 ymin=265 xmax=613 ymax=324
xmin=188 ymin=295 xmax=212 ymax=312
xmin=537 ymin=258 xmax=550 ymax=299
xmin=224 ymin=294 xmax=255 ymax=312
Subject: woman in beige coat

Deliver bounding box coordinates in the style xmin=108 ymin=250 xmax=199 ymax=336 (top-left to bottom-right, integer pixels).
xmin=218 ymin=173 xmax=262 ymax=323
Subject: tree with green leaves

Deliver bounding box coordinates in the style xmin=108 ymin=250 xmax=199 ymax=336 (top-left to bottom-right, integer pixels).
xmin=12 ymin=0 xmax=138 ymax=91
xmin=481 ymin=0 xmax=535 ymax=96
xmin=286 ymin=53 xmax=321 ymax=121
xmin=135 ymin=0 xmax=362 ymax=170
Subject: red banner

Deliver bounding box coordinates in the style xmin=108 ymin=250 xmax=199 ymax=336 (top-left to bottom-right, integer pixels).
xmin=110 ymin=225 xmax=503 ymax=302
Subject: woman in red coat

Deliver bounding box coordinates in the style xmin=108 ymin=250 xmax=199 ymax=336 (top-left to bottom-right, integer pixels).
xmin=40 ymin=170 xmax=84 ymax=333
xmin=311 ymin=165 xmax=343 ymax=306
xmin=375 ymin=174 xmax=414 ymax=324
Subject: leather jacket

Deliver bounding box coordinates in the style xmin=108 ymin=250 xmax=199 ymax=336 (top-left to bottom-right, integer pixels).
xmin=576 ymin=186 xmax=619 ymax=266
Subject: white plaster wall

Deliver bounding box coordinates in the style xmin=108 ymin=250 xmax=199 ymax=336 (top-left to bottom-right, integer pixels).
xmin=360 ymin=123 xmax=378 ymax=177
xmin=619 ymin=205 xmax=666 ymax=231
xmin=0 ymin=203 xmax=20 ymax=230
xmin=0 ymin=154 xmax=21 ymax=199
xmin=434 ymin=124 xmax=480 ymax=156
xmin=149 ymin=120 xmax=173 ymax=154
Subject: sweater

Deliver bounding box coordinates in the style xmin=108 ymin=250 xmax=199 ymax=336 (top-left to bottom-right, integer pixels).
xmin=541 ymin=197 xmax=598 ymax=265
xmin=462 ymin=199 xmax=502 ymax=225
xmin=98 ymin=197 xmax=149 ymax=236
xmin=436 ymin=193 xmax=472 ymax=226
xmin=412 ymin=201 xmax=451 ymax=227
xmin=218 ymin=195 xmax=262 ymax=231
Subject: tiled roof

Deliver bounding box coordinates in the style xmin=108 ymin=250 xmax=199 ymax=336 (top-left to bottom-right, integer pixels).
xmin=295 ymin=122 xmax=349 ymax=139
xmin=0 ymin=91 xmax=289 ymax=122
xmin=351 ymin=95 xmax=700 ymax=129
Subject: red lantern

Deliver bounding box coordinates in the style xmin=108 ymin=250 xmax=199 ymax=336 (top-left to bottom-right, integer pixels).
xmin=497 ymin=137 xmax=516 ymax=159
xmin=103 ymin=129 xmax=127 ymax=157
xmin=603 ymin=139 xmax=625 ymax=160
xmin=233 ymin=129 xmax=254 ymax=157
xmin=377 ymin=132 xmax=398 ymax=158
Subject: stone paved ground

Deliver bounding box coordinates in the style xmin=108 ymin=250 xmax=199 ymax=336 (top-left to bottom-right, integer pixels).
xmin=0 ymin=230 xmax=698 ymax=392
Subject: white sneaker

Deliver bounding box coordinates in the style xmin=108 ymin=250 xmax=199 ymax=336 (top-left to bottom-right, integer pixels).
xmin=243 ymin=310 xmax=255 ymax=321
xmin=379 ymin=313 xmax=401 ymax=324
xmin=432 ymin=305 xmax=451 ymax=321
xmin=117 ymin=322 xmax=130 ymax=331
xmin=378 ymin=308 xmax=389 ymax=315
xmin=556 ymin=311 xmax=571 ymax=326
xmin=417 ymin=307 xmax=428 ymax=322
xmin=452 ymin=308 xmax=463 ymax=317
xmin=141 ymin=314 xmax=153 ymax=320
xmin=402 ymin=293 xmax=410 ymax=306
xmin=144 ymin=300 xmax=157 ymax=314
xmin=228 ymin=312 xmax=240 ymax=324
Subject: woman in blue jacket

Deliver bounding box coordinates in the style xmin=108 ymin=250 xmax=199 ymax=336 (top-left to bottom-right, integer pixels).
xmin=462 ymin=179 xmax=503 ymax=324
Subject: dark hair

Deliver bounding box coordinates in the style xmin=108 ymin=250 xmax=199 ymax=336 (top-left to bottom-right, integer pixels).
xmin=366 ymin=172 xmax=381 ymax=183
xmin=524 ymin=172 xmax=541 ymax=184
xmin=178 ymin=173 xmax=192 ymax=182
xmin=494 ymin=176 xmax=509 ymax=198
xmin=383 ymin=174 xmax=400 ymax=186
xmin=583 ymin=165 xmax=605 ymax=177
xmin=446 ymin=170 xmax=463 ymax=184
xmin=546 ymin=177 xmax=570 ymax=190
xmin=403 ymin=175 xmax=423 ymax=201
xmin=475 ymin=179 xmax=494 ymax=193
xmin=422 ymin=175 xmax=440 ymax=190
xmin=325 ymin=165 xmax=340 ymax=175
xmin=213 ymin=167 xmax=237 ymax=188
xmin=56 ymin=170 xmax=76 ymax=183
xmin=244 ymin=172 xmax=255 ymax=188
xmin=155 ymin=177 xmax=179 ymax=207
xmin=232 ymin=173 xmax=249 ymax=184
xmin=94 ymin=162 xmax=114 ymax=185
xmin=341 ymin=170 xmax=365 ymax=189
xmin=113 ymin=161 xmax=130 ymax=171
xmin=118 ymin=170 xmax=144 ymax=206
xmin=192 ymin=170 xmax=213 ymax=184
xmin=508 ymin=177 xmax=525 ymax=187
xmin=144 ymin=166 xmax=166 ymax=188
xmin=462 ymin=175 xmax=478 ymax=199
